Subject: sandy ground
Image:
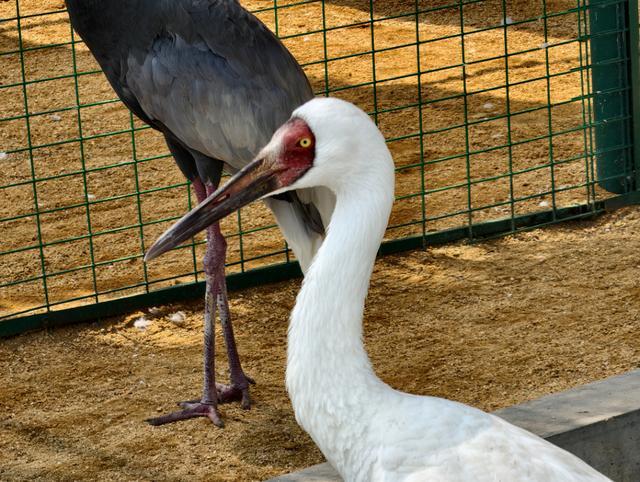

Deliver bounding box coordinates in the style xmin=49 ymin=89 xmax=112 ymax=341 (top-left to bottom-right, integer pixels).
xmin=1 ymin=205 xmax=639 ymax=481
xmin=0 ymin=0 xmax=610 ymax=319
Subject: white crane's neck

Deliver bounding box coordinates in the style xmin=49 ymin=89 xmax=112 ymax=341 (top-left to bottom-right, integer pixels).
xmin=286 ymin=157 xmax=395 ymax=475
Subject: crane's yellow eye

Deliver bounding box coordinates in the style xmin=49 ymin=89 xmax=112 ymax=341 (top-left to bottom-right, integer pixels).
xmin=299 ymin=137 xmax=312 ymax=148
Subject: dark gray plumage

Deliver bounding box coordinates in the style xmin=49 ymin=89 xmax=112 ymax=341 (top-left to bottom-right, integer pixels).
xmin=67 ymin=0 xmax=312 ymax=185
xmin=65 ymin=0 xmax=331 ymax=426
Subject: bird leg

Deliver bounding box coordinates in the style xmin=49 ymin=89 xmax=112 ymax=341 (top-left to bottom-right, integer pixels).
xmin=201 ymin=181 xmax=254 ymax=408
xmin=146 ymin=179 xmax=252 ymax=427
xmin=210 ymin=222 xmax=255 ymax=409
xmin=146 ymin=222 xmax=224 ymax=427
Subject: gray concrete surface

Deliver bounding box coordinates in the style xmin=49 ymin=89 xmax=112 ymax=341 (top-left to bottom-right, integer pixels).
xmin=267 ymin=369 xmax=640 ymax=481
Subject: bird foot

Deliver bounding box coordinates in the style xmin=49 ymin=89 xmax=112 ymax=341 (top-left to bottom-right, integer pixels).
xmin=179 ymin=377 xmax=255 ymax=407
xmin=146 ymin=376 xmax=255 ymax=427
xmin=146 ymin=401 xmax=224 ymax=427
xmin=217 ymin=376 xmax=255 ymax=410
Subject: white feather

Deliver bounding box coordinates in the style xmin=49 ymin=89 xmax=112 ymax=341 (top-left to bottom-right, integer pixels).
xmin=263 ymin=185 xmax=334 ymax=273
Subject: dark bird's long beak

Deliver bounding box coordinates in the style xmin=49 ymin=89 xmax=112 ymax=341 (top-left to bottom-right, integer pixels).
xmin=145 ymin=154 xmax=288 ymax=262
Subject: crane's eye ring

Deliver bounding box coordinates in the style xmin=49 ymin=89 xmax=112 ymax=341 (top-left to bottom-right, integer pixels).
xmin=299 ymin=137 xmax=312 ymax=148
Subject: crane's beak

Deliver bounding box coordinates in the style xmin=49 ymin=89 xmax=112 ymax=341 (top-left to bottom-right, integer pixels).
xmin=144 ymin=152 xmax=300 ymax=262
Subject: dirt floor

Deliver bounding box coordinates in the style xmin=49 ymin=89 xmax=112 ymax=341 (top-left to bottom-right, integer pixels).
xmin=0 ymin=0 xmax=609 ymax=318
xmin=1 ymin=205 xmax=639 ymax=481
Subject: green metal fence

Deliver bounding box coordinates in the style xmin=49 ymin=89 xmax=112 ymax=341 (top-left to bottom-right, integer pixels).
xmin=1 ymin=0 xmax=639 ymax=337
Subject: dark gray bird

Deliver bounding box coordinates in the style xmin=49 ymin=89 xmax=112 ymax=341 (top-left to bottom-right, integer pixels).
xmin=65 ymin=0 xmax=333 ymax=427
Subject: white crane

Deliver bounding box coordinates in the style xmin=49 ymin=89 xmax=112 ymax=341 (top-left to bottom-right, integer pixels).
xmin=146 ymin=98 xmax=611 ymax=481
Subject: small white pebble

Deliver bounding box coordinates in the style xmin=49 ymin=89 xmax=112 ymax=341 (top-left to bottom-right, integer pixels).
xmin=148 ymin=306 xmax=162 ymax=316
xmin=491 ymin=133 xmax=504 ymax=139
xmin=87 ymin=193 xmax=96 ymax=200
xmin=539 ymin=42 xmax=549 ymax=49
xmin=168 ymin=311 xmax=186 ymax=325
xmin=483 ymin=102 xmax=494 ymax=110
xmin=49 ymin=114 xmax=62 ymax=122
xmin=303 ymin=37 xmax=310 ymax=42
xmin=500 ymin=16 xmax=514 ymax=25
xmin=133 ymin=316 xmax=152 ymax=329
xmin=0 ymin=152 xmax=7 ymax=161
xmin=538 ymin=200 xmax=550 ymax=208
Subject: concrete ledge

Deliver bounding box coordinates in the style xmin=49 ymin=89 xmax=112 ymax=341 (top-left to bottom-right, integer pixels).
xmin=267 ymin=369 xmax=640 ymax=481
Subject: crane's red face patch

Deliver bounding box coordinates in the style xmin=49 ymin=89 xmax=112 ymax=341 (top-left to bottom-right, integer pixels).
xmin=276 ymin=117 xmax=315 ymax=186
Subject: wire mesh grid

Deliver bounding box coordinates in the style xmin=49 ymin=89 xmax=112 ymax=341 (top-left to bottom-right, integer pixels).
xmin=0 ymin=0 xmax=637 ymax=329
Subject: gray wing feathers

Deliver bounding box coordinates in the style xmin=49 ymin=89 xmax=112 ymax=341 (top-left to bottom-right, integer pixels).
xmin=121 ymin=0 xmax=329 ymax=266
xmin=125 ymin=0 xmax=312 ymax=169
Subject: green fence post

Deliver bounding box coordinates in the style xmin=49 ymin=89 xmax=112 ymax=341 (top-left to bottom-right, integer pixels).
xmin=627 ymin=0 xmax=640 ymax=189
xmin=589 ymin=0 xmax=634 ymax=193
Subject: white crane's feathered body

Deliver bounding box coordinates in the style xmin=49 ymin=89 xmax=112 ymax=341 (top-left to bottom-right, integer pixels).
xmin=296 ymin=390 xmax=607 ymax=482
